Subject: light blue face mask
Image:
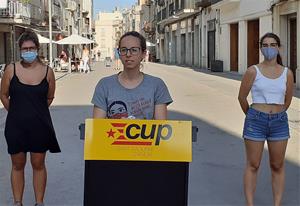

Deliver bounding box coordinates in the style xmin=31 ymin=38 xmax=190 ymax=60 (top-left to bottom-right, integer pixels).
xmin=21 ymin=51 xmax=38 ymax=63
xmin=261 ymin=47 xmax=278 ymax=61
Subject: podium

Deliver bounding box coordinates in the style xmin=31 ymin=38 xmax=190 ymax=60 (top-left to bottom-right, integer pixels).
xmin=83 ymin=119 xmax=192 ymax=206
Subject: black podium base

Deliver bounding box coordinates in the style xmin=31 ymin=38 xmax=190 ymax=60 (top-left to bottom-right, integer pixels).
xmin=84 ymin=160 xmax=189 ymax=206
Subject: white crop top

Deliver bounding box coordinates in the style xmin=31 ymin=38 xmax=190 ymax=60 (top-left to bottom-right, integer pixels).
xmin=251 ymin=65 xmax=287 ymax=105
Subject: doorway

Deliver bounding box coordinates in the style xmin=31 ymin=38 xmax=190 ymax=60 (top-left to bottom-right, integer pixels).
xmin=230 ymin=23 xmax=238 ymax=72
xmin=160 ymin=38 xmax=165 ymax=63
xmin=247 ymin=19 xmax=259 ymax=67
xmin=290 ymin=18 xmax=297 ymax=83
xmin=172 ymin=31 xmax=177 ymax=64
xmin=181 ymin=34 xmax=186 ymax=65
xmin=208 ymin=31 xmax=215 ymax=68
xmin=195 ymin=25 xmax=200 ymax=66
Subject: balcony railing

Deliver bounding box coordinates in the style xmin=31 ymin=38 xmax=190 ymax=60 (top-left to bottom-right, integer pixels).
xmin=157 ymin=0 xmax=197 ymax=23
xmin=0 ymin=0 xmax=42 ymax=22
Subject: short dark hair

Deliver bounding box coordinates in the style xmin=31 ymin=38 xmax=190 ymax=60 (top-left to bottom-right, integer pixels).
xmin=18 ymin=29 xmax=40 ymax=49
xmin=118 ymin=31 xmax=146 ymax=52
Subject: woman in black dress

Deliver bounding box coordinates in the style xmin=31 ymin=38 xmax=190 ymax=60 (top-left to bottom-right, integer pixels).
xmin=0 ymin=30 xmax=60 ymax=206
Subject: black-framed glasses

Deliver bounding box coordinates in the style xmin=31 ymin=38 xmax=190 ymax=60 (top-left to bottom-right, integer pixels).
xmin=20 ymin=46 xmax=37 ymax=52
xmin=118 ymin=47 xmax=141 ymax=56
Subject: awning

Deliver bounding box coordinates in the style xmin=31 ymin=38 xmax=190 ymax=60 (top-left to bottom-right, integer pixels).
xmin=56 ymin=34 xmax=94 ymax=45
xmin=37 ymin=34 xmax=55 ymax=44
xmin=146 ymin=41 xmax=155 ymax=47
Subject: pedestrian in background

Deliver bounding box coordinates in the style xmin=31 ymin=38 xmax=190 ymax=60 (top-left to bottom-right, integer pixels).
xmin=238 ymin=32 xmax=294 ymax=206
xmin=114 ymin=47 xmax=121 ymax=70
xmin=97 ymin=50 xmax=101 ymax=61
xmin=82 ymin=45 xmax=90 ymax=73
xmin=0 ymin=30 xmax=61 ymax=206
xmin=59 ymin=49 xmax=68 ymax=64
xmin=92 ymin=31 xmax=172 ymax=119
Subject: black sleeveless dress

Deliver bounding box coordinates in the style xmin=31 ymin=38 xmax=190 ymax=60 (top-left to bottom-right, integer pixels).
xmin=4 ymin=63 xmax=61 ymax=154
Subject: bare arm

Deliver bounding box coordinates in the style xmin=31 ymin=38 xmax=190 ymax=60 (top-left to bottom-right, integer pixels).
xmin=154 ymin=104 xmax=168 ymax=120
xmin=0 ymin=64 xmax=13 ymax=111
xmin=238 ymin=67 xmax=256 ymax=114
xmin=284 ymin=69 xmax=294 ymax=110
xmin=93 ymin=106 xmax=107 ymax=118
xmin=47 ymin=67 xmax=56 ymax=106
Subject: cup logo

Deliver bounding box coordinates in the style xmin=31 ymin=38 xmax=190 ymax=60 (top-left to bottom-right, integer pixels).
xmin=106 ymin=123 xmax=173 ymax=146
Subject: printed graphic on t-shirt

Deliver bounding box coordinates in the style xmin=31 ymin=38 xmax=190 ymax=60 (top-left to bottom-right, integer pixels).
xmin=108 ymin=101 xmax=129 ymax=119
xmin=107 ymin=98 xmax=152 ymax=119
xmin=128 ymin=97 xmax=151 ymax=119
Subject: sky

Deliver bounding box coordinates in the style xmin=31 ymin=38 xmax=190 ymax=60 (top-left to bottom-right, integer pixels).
xmin=93 ymin=0 xmax=137 ymax=16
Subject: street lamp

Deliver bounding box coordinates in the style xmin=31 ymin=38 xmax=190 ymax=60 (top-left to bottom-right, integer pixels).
xmin=48 ymin=0 xmax=53 ymax=67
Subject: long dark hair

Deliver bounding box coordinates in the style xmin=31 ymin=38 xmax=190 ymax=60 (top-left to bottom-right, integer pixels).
xmin=259 ymin=32 xmax=283 ymax=66
xmin=118 ymin=31 xmax=146 ymax=53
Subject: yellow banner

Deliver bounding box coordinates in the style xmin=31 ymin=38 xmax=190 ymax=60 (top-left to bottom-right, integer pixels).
xmin=84 ymin=119 xmax=192 ymax=162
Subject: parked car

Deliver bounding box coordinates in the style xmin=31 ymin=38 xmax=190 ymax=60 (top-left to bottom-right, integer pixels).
xmin=105 ymin=57 xmax=112 ymax=67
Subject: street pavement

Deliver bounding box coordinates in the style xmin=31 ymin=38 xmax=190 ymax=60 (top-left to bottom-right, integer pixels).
xmin=0 ymin=62 xmax=299 ymax=206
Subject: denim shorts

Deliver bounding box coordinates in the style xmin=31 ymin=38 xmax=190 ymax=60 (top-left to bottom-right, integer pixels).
xmin=243 ymin=107 xmax=290 ymax=141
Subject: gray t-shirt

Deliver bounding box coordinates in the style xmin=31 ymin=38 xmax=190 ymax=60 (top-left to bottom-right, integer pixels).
xmin=92 ymin=73 xmax=173 ymax=119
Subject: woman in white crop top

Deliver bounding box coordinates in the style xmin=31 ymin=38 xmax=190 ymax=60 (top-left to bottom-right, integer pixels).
xmin=238 ymin=33 xmax=294 ymax=206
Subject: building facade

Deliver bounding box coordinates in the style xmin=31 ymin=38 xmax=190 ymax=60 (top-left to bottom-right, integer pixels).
xmin=156 ymin=0 xmax=199 ymax=65
xmin=155 ymin=0 xmax=299 ymax=88
xmin=212 ymin=0 xmax=299 ymax=87
xmin=0 ymin=0 xmax=48 ymax=64
xmin=94 ymin=9 xmax=123 ymax=60
xmin=123 ymin=4 xmax=142 ymax=33
xmin=0 ymin=0 xmax=93 ymax=65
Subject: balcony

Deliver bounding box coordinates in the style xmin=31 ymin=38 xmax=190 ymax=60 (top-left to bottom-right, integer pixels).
xmin=0 ymin=0 xmax=43 ymax=24
xmin=156 ymin=0 xmax=197 ymax=25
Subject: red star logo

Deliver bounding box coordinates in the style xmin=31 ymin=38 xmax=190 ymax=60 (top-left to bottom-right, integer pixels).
xmin=106 ymin=129 xmax=116 ymax=138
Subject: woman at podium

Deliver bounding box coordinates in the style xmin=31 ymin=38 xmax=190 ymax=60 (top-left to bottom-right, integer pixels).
xmin=92 ymin=31 xmax=173 ymax=120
